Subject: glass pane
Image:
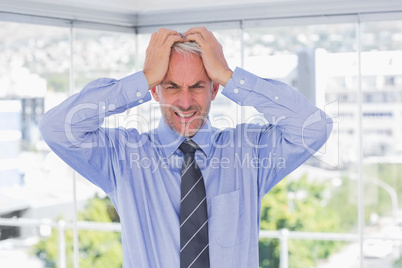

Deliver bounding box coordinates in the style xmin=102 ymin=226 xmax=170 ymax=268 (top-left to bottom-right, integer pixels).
xmin=244 ymin=22 xmax=359 ymax=267
xmin=135 ymin=33 xmax=156 ymax=133
xmin=73 ymin=28 xmax=138 ymax=136
xmin=73 ymin=29 xmax=136 ymax=90
xmin=72 ymin=28 xmax=135 ymax=266
xmin=0 ymin=21 xmax=70 ymax=267
xmin=361 ymin=20 xmax=402 ymax=267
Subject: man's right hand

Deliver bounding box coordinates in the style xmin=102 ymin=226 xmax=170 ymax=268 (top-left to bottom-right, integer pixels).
xmin=143 ymin=28 xmax=184 ymax=89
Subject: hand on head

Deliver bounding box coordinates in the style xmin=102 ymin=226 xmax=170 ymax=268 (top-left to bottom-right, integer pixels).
xmin=143 ymin=27 xmax=233 ymax=90
xmin=184 ymin=27 xmax=233 ymax=86
xmin=143 ymin=28 xmax=184 ymax=89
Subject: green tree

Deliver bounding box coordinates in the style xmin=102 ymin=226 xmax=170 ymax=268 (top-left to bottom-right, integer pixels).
xmin=34 ymin=195 xmax=122 ymax=268
xmin=326 ymin=163 xmax=402 ymax=231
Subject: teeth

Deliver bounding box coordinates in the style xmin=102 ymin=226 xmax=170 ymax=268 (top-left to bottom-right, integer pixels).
xmin=176 ymin=111 xmax=195 ymax=118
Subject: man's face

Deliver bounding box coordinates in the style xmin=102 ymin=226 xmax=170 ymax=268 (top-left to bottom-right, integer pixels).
xmin=151 ymin=51 xmax=219 ymax=137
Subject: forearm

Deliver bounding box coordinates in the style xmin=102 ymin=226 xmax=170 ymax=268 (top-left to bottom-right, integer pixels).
xmin=222 ymin=67 xmax=332 ymax=152
xmin=39 ymin=71 xmax=151 ymax=148
xmin=222 ymin=67 xmax=332 ymax=195
xmin=38 ymin=71 xmax=151 ymax=191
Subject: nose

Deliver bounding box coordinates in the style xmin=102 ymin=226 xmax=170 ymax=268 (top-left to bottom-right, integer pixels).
xmin=177 ymin=89 xmax=193 ymax=110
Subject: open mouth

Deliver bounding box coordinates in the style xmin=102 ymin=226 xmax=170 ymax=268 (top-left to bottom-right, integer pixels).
xmin=175 ymin=111 xmax=196 ymax=118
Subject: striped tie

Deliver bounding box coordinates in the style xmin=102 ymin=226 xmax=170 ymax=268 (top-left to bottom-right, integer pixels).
xmin=179 ymin=140 xmax=210 ymax=268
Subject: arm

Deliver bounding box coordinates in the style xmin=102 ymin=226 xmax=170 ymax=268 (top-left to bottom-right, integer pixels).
xmin=39 ymin=72 xmax=151 ymax=193
xmin=222 ymin=67 xmax=333 ymax=197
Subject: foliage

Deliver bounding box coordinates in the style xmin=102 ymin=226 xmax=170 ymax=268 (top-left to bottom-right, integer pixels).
xmin=363 ymin=163 xmax=402 ymax=216
xmin=394 ymin=258 xmax=402 ymax=268
xmin=259 ymin=174 xmax=343 ymax=268
xmin=43 ymin=73 xmax=69 ymax=92
xmin=326 ymin=163 xmax=402 ymax=230
xmin=34 ymin=195 xmax=122 ymax=268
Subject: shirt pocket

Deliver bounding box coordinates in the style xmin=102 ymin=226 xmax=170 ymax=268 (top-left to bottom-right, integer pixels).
xmin=209 ymin=189 xmax=249 ymax=248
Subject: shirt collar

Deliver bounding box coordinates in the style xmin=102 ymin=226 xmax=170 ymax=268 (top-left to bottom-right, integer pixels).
xmin=156 ymin=117 xmax=216 ymax=158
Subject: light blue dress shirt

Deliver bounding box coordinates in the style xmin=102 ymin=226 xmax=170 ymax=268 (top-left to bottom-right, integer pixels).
xmin=39 ymin=67 xmax=332 ymax=268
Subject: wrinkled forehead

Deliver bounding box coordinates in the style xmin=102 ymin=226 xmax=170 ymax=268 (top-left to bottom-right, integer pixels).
xmin=166 ymin=51 xmax=211 ymax=83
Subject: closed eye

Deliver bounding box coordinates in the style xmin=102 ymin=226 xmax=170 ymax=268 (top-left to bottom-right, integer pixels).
xmin=189 ymin=82 xmax=206 ymax=89
xmin=163 ymin=82 xmax=180 ymax=90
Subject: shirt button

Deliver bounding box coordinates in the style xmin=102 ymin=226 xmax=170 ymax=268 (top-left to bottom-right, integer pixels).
xmin=240 ymin=79 xmax=245 ymax=85
xmin=136 ymin=92 xmax=142 ymax=97
xmin=102 ymin=105 xmax=106 ymax=110
xmin=138 ymin=99 xmax=143 ymax=103
xmin=275 ymin=96 xmax=279 ymax=100
xmin=234 ymin=88 xmax=239 ymax=94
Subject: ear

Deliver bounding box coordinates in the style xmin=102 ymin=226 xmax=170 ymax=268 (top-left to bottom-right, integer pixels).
xmin=210 ymin=83 xmax=220 ymax=101
xmin=150 ymin=86 xmax=159 ymax=102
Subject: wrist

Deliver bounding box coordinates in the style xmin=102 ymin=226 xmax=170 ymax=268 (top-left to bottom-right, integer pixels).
xmin=143 ymin=71 xmax=159 ymax=89
xmin=220 ymin=69 xmax=233 ymax=86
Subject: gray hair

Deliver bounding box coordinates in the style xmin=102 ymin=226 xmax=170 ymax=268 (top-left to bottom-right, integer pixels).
xmin=171 ymin=40 xmax=202 ymax=57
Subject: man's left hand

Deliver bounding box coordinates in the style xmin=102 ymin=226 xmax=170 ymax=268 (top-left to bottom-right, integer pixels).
xmin=185 ymin=27 xmax=233 ymax=87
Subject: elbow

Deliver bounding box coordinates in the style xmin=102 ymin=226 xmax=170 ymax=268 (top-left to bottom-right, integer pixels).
xmin=38 ymin=110 xmax=60 ymax=145
xmin=302 ymin=110 xmax=333 ymax=154
xmin=38 ymin=112 xmax=52 ymax=143
xmin=326 ymin=115 xmax=334 ymax=141
xmin=317 ymin=112 xmax=333 ymax=151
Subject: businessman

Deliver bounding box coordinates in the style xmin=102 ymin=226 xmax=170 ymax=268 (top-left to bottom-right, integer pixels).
xmin=39 ymin=27 xmax=332 ymax=267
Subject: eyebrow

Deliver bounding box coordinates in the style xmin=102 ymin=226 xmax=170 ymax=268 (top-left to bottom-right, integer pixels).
xmin=162 ymin=81 xmax=180 ymax=88
xmin=162 ymin=81 xmax=206 ymax=89
xmin=189 ymin=81 xmax=206 ymax=89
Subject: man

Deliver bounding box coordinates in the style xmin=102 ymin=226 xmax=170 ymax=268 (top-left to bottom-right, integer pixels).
xmin=39 ymin=27 xmax=332 ymax=267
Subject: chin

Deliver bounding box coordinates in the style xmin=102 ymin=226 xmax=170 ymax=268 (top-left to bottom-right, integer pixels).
xmin=177 ymin=129 xmax=196 ymax=138
xmin=168 ymin=118 xmax=205 ymax=137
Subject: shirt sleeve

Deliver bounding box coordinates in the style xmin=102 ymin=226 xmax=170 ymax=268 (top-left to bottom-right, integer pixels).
xmin=221 ymin=67 xmax=333 ymax=198
xmin=39 ymin=71 xmax=151 ymax=193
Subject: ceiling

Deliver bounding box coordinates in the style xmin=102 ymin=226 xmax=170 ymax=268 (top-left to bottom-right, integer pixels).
xmin=0 ymin=0 xmax=314 ymax=13
xmin=0 ymin=0 xmax=401 ymax=29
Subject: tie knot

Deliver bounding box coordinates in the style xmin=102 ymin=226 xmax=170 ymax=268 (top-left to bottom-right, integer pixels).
xmin=179 ymin=140 xmax=197 ymax=154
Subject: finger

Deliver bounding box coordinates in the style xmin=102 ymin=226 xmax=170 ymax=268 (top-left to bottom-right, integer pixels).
xmin=184 ymin=33 xmax=205 ymax=46
xmin=185 ymin=31 xmax=220 ymax=50
xmin=164 ymin=34 xmax=184 ymax=48
xmin=186 ymin=27 xmax=217 ymax=43
xmin=149 ymin=32 xmax=157 ymax=42
xmin=185 ymin=26 xmax=209 ymax=39
xmin=146 ymin=33 xmax=157 ymax=52
xmin=185 ymin=33 xmax=220 ymax=53
xmin=155 ymin=28 xmax=181 ymax=45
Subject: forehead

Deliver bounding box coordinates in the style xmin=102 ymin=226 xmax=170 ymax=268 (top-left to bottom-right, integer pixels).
xmin=164 ymin=51 xmax=210 ymax=84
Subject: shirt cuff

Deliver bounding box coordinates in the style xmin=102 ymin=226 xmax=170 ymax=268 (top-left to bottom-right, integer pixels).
xmin=222 ymin=67 xmax=301 ymax=110
xmin=222 ymin=67 xmax=258 ymax=105
xmin=120 ymin=71 xmax=152 ymax=105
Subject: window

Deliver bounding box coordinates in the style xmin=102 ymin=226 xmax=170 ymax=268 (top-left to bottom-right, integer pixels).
xmin=244 ymin=22 xmax=357 ymax=267
xmin=362 ymin=20 xmax=402 ymax=266
xmin=0 ymin=21 xmax=71 ymax=267
xmin=1 ymin=12 xmax=402 ymax=268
